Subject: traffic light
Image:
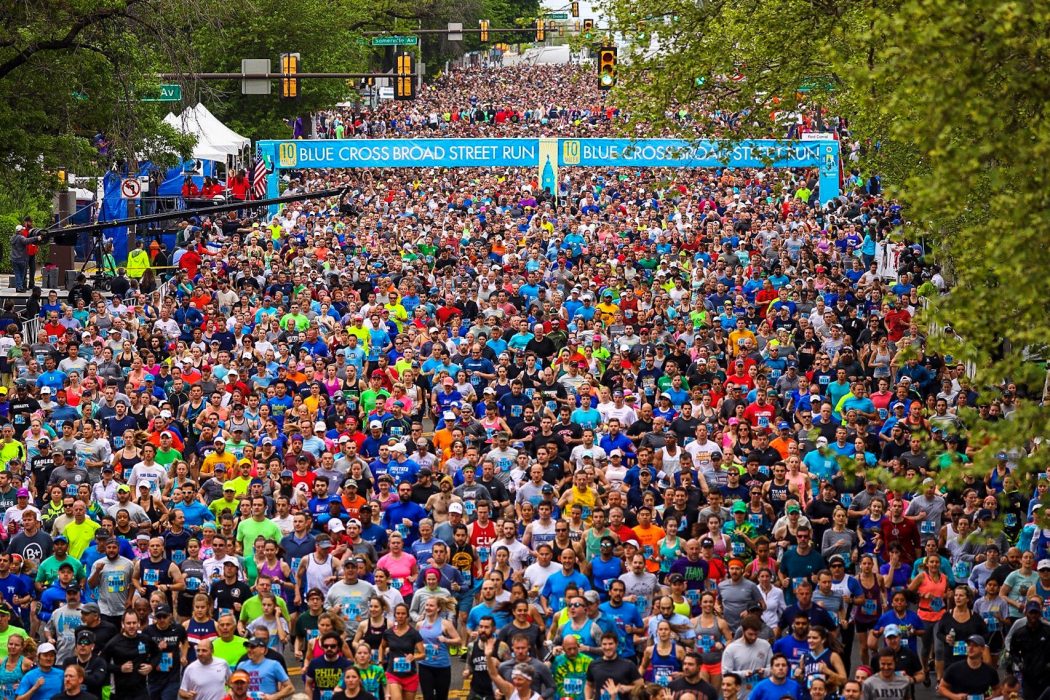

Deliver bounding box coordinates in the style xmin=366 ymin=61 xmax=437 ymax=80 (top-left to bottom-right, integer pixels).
xmin=571 ymin=1 xmax=580 ymax=17
xmin=480 ymin=19 xmax=489 ymax=42
xmin=598 ymin=45 xmax=616 ymax=90
xmin=279 ymin=52 xmax=300 ymax=99
xmin=395 ymin=52 xmax=415 ymax=100
xmin=536 ymin=19 xmax=545 ymax=41
xmin=583 ymin=18 xmax=594 ymax=40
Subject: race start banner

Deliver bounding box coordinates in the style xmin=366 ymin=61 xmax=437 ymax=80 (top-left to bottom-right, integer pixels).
xmin=256 ymin=137 xmax=840 ymax=210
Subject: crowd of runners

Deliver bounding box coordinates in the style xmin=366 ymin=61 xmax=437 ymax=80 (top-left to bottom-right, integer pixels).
xmin=1 ymin=62 xmax=1047 ymax=700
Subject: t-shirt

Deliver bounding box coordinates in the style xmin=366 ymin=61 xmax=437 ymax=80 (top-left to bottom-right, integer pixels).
xmin=235 ymin=517 xmax=283 ymax=552
xmin=306 ymin=655 xmax=352 ymax=700
xmin=18 ymin=666 xmax=65 ymax=700
xmin=179 ymin=658 xmax=231 ymax=700
xmin=668 ymin=677 xmax=718 ymax=700
xmin=237 ymin=594 xmax=290 ymax=625
xmin=941 ymin=660 xmax=999 ymax=696
xmin=212 ymin=635 xmax=249 ymax=669
xmin=861 ymin=673 xmax=913 ymax=700
xmin=585 ymin=657 xmax=641 ymax=694
xmin=235 ymin=657 xmax=289 ymax=695
xmin=749 ymin=677 xmax=801 ymax=700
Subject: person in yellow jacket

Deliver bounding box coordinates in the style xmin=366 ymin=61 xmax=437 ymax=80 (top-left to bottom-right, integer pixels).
xmin=0 ymin=424 xmax=26 ymax=471
xmin=126 ymin=241 xmax=151 ymax=278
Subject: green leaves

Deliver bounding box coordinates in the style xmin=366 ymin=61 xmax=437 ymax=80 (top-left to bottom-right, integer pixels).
xmin=602 ymin=0 xmax=1050 ymax=507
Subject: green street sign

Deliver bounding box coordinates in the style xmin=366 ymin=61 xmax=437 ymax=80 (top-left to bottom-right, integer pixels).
xmin=371 ymin=35 xmax=419 ymax=46
xmin=545 ymin=12 xmax=568 ymax=19
xmin=141 ymin=84 xmax=181 ymax=102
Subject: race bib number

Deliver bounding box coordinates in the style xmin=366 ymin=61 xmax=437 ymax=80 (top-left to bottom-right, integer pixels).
xmin=143 ymin=568 xmax=160 ymax=586
xmin=862 ymin=599 xmax=877 ymax=616
xmin=654 ymin=667 xmax=672 ymax=687
xmin=984 ymin=614 xmax=999 ymax=632
xmin=698 ymin=634 xmax=714 ymax=652
xmin=564 ymin=677 xmax=585 ymax=697
xmin=393 ymin=656 xmax=411 ymax=673
xmin=159 ymin=652 xmax=173 ymax=672
xmin=424 ymin=643 xmax=439 ymax=662
xmin=840 ymin=493 xmax=853 ymax=508
xmin=953 ymin=641 xmax=967 ymax=656
xmin=929 ymin=597 xmax=944 ymax=612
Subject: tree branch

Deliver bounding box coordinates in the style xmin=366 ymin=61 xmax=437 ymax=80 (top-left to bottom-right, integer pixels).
xmin=0 ymin=0 xmax=142 ymax=80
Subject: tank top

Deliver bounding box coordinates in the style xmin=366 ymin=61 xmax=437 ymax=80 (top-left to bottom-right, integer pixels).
xmin=787 ymin=472 xmax=812 ymax=503
xmin=584 ymin=528 xmax=611 ymax=562
xmin=119 ymin=451 xmax=140 ymax=478
xmin=854 ymin=576 xmax=883 ymax=623
xmin=185 ymin=401 xmax=206 ymax=435
xmin=660 ymin=447 xmax=682 ymax=476
xmin=185 ymin=618 xmax=217 ymax=661
xmin=180 ymin=559 xmax=207 ymax=602
xmin=0 ymin=656 xmax=24 ymax=700
xmin=801 ymin=648 xmax=832 ymax=682
xmin=768 ymin=480 xmax=790 ymax=516
xmin=916 ymin=572 xmax=948 ymax=622
xmin=530 ymin=521 xmax=557 ymax=551
xmin=659 ymin=537 xmax=682 ymax=574
xmin=356 ymin=617 xmax=384 ymax=657
xmin=259 ymin=560 xmax=290 ymax=603
xmin=302 ymin=553 xmax=335 ymax=594
xmin=140 ymin=557 xmax=174 ymax=600
xmin=418 ymin=617 xmax=451 ymax=668
xmin=745 ymin=506 xmax=770 ymax=535
xmin=469 ymin=520 xmax=497 ymax=574
xmin=138 ymin=496 xmax=162 ymax=523
xmin=872 ymin=349 xmax=892 ymax=378
xmin=646 ymin=641 xmax=681 ymax=686
xmin=694 ymin=615 xmax=723 ymax=664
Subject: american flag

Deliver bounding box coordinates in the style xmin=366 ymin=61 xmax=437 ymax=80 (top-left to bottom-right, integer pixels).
xmin=250 ymin=155 xmax=269 ymax=200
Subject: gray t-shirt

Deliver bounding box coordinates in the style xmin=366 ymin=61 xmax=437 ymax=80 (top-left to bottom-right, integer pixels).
xmin=324 ymin=579 xmax=377 ymax=623
xmin=717 ymin=578 xmax=764 ymax=629
xmin=861 ymin=672 xmax=913 ymax=700
xmin=90 ymin=555 xmax=135 ymax=617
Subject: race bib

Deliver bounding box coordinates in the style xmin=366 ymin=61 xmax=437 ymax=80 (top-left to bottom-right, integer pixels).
xmin=952 ymin=641 xmax=966 ymax=656
xmin=424 ymin=643 xmax=439 ymax=662
xmin=984 ymin=614 xmax=999 ymax=632
xmin=159 ymin=652 xmax=173 ymax=672
xmin=840 ymin=493 xmax=853 ymax=508
xmin=654 ymin=667 xmax=672 ymax=687
xmin=393 ymin=656 xmax=411 ymax=673
xmin=698 ymin=634 xmax=714 ymax=652
xmin=564 ymin=677 xmax=585 ymax=697
xmin=862 ymin=599 xmax=877 ymax=615
xmin=929 ymin=597 xmax=944 ymax=612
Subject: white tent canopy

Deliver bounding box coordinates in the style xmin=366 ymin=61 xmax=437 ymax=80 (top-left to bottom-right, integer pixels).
xmin=164 ymin=104 xmax=250 ymax=163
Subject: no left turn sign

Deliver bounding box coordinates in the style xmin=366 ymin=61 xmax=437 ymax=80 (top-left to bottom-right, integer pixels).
xmin=121 ymin=178 xmax=142 ymax=199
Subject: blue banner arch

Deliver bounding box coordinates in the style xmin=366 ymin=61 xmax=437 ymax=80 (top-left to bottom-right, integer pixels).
xmin=256 ymin=137 xmax=840 ymax=208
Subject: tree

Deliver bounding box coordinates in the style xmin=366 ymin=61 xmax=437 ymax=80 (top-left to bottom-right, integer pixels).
xmin=0 ymin=0 xmax=205 ymax=236
xmin=603 ymin=0 xmax=1050 ymax=495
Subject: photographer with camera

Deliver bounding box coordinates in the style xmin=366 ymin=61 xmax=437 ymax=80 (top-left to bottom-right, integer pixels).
xmin=11 ymin=216 xmax=44 ymax=293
